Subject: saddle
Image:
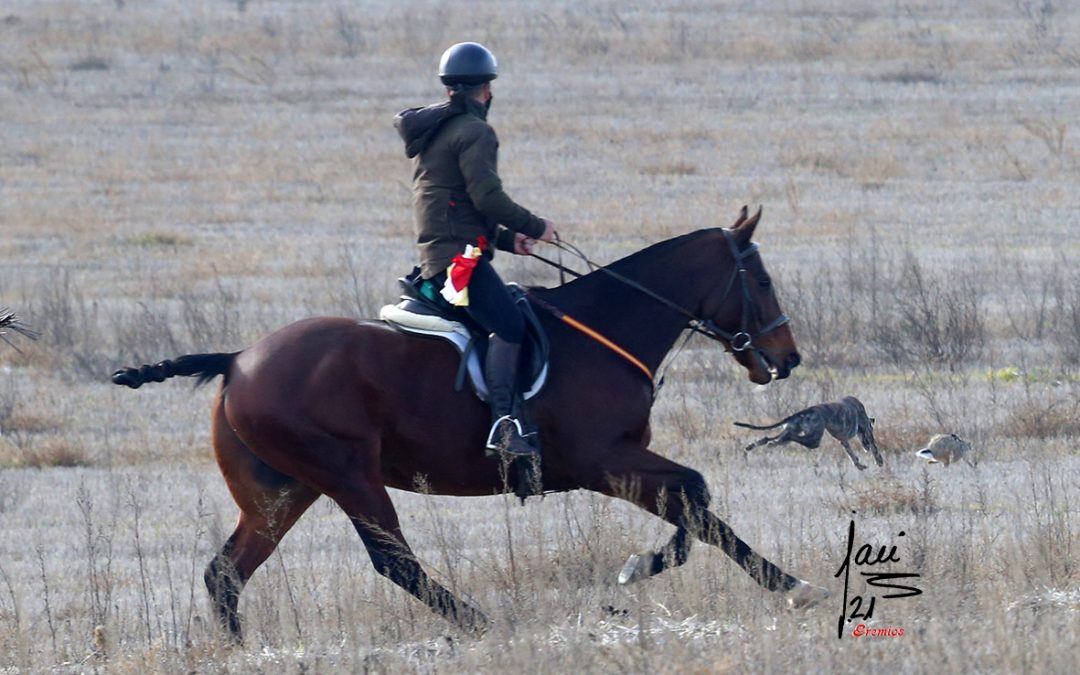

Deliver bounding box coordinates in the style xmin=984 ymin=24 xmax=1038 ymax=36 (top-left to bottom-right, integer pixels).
xmin=378 ymin=268 xmax=549 ymax=401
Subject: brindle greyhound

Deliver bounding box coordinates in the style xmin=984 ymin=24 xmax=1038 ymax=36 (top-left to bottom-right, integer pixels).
xmin=735 ymin=396 xmax=884 ymax=470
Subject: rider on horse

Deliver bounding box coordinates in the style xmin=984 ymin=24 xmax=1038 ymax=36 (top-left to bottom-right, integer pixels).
xmin=394 ymin=42 xmax=558 ymax=459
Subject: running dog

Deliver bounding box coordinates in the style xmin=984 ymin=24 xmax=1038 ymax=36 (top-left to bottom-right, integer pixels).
xmin=735 ymin=396 xmax=884 ymax=470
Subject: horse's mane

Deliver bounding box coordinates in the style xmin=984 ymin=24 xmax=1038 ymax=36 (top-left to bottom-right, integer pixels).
xmin=530 ymin=228 xmax=726 ymax=321
xmin=542 ymin=228 xmax=719 ymax=294
xmin=604 ymin=228 xmax=716 ymax=276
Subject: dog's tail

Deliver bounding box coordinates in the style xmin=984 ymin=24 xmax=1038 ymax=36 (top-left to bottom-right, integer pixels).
xmin=733 ymin=418 xmax=788 ymax=431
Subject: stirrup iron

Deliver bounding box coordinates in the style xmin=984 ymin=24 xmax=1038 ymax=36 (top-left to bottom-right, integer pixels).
xmin=485 ymin=415 xmax=536 ymax=456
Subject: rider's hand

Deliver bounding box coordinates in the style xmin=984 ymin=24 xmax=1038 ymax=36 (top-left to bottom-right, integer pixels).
xmin=513 ymin=220 xmax=559 ymax=255
xmin=513 ymin=233 xmax=535 ymax=255
xmin=538 ymin=218 xmax=558 ymax=242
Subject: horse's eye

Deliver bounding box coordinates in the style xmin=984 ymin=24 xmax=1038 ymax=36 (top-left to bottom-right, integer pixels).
xmin=758 ymin=276 xmax=771 ymax=288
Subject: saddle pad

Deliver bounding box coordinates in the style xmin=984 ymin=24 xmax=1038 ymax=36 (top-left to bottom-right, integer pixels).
xmin=379 ymin=303 xmax=468 ymax=335
xmin=378 ymin=304 xmax=547 ymax=401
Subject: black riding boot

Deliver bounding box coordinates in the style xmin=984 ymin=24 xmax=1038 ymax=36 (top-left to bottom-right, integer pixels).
xmin=484 ymin=337 xmax=538 ymax=458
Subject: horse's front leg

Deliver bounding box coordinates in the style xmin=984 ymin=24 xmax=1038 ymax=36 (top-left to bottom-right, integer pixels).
xmin=593 ymin=444 xmax=829 ymax=607
xmin=618 ymin=526 xmax=691 ymax=584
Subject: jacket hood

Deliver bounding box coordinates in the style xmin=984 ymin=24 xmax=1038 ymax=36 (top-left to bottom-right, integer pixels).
xmin=394 ymin=95 xmax=487 ymax=158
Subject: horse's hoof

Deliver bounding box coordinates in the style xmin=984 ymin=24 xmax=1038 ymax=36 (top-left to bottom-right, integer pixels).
xmin=786 ymin=580 xmax=830 ymax=609
xmin=618 ymin=554 xmax=644 ymax=585
xmin=459 ymin=609 xmax=491 ymax=638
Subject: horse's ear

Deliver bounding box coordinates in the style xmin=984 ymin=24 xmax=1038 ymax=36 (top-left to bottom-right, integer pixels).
xmin=734 ymin=206 xmax=762 ymax=242
xmin=731 ymin=205 xmax=749 ymax=229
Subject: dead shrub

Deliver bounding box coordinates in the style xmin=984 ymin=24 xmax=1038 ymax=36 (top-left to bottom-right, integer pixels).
xmin=998 ymin=396 xmax=1080 ymax=440
xmin=0 ymin=437 xmax=91 ymax=468
xmin=871 ymin=253 xmax=986 ymax=371
xmin=27 ymin=269 xmax=113 ymax=379
xmin=1004 ymin=259 xmax=1080 ymax=367
xmin=778 ymin=271 xmax=864 ymax=367
xmin=832 ymin=478 xmax=937 ymax=517
xmin=70 ymin=57 xmax=109 ymax=72
xmin=1054 ymin=277 xmax=1080 ymax=366
xmin=871 ymin=422 xmax=937 ymax=457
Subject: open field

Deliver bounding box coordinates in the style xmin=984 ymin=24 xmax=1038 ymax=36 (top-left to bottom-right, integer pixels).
xmin=1 ymin=1 xmax=1078 ymax=672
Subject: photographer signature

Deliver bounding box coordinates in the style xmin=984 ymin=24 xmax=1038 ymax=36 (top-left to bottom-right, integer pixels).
xmin=835 ymin=517 xmax=922 ymax=639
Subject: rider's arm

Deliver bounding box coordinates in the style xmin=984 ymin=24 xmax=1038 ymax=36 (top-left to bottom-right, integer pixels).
xmin=456 ymin=125 xmax=546 ymax=240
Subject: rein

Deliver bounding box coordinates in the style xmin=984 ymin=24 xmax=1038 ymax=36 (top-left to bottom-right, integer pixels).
xmin=525 ymin=293 xmax=655 ymax=382
xmin=527 ymin=230 xmax=790 ymax=385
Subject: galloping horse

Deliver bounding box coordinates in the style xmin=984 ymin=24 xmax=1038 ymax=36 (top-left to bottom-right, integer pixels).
xmin=112 ymin=207 xmax=828 ymax=640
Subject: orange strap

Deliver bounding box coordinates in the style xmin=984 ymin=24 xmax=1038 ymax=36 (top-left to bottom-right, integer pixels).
xmin=557 ymin=314 xmax=654 ymax=383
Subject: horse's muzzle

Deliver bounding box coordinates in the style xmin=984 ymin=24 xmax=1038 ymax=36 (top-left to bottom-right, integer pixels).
xmin=768 ymin=350 xmax=801 ymax=380
xmin=783 ymin=351 xmax=801 ymax=374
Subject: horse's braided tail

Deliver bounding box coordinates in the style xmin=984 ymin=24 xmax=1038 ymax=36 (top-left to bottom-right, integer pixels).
xmin=111 ymin=352 xmax=239 ymax=390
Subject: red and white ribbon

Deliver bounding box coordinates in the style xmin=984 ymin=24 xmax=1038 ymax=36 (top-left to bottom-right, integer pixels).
xmin=440 ymin=237 xmax=487 ymax=306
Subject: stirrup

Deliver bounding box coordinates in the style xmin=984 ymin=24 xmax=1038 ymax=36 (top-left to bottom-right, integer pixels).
xmin=485 ymin=416 xmax=537 ymax=457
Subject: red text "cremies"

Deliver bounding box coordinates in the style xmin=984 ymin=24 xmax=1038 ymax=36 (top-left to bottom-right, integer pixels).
xmin=852 ymin=624 xmax=904 ymax=638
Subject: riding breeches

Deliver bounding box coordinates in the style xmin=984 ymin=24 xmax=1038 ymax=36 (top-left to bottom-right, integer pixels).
xmin=462 ymin=258 xmax=525 ymax=344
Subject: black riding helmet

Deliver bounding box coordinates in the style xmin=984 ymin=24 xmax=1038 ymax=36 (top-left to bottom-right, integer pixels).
xmin=438 ymin=42 xmax=497 ymax=86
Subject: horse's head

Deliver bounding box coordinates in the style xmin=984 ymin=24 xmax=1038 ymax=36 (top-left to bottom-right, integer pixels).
xmin=701 ymin=207 xmax=800 ymax=385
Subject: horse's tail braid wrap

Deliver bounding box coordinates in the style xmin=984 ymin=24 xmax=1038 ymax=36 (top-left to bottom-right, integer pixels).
xmin=111 ymin=352 xmax=238 ymax=389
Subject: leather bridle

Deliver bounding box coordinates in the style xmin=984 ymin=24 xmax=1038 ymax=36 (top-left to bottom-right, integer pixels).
xmin=531 ymin=229 xmax=790 ymax=358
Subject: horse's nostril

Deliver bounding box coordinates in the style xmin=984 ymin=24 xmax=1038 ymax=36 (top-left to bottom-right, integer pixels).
xmin=786 ymin=352 xmax=801 ymax=370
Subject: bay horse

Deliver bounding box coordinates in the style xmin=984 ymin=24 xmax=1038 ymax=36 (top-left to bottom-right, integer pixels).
xmin=112 ymin=207 xmax=829 ymax=641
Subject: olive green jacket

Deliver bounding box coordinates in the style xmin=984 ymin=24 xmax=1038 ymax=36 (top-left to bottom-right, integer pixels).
xmin=394 ymin=96 xmax=546 ymax=279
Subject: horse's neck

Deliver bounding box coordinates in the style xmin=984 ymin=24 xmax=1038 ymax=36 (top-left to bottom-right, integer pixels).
xmin=543 ymin=233 xmax=721 ymax=374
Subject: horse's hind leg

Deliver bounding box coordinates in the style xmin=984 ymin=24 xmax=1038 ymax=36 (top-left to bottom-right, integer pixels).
xmin=326 ymin=470 xmax=489 ymax=636
xmin=206 ymin=395 xmax=319 ymax=642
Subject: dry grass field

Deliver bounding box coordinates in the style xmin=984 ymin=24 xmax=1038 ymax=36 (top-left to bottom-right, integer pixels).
xmin=2 ymin=0 xmax=1079 ymax=672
